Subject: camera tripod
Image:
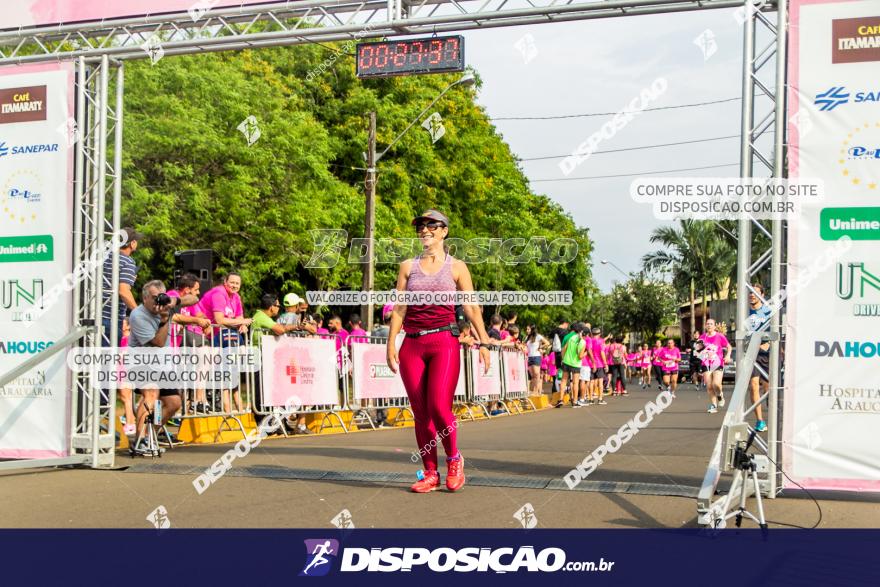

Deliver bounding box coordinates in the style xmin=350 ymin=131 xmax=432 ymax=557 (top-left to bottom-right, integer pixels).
xmin=721 ymin=429 xmax=768 ymax=534
xmin=130 ymin=400 xmax=164 ymax=458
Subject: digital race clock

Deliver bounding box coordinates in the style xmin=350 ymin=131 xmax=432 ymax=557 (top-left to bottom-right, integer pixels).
xmin=356 ymin=36 xmax=465 ymax=78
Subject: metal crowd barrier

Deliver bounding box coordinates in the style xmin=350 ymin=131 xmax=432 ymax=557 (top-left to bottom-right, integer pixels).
xmin=346 ymin=334 xmax=413 ymax=430
xmin=248 ymin=328 xmax=348 ymax=435
xmin=499 ymin=346 xmax=537 ymax=414
xmin=464 ymin=344 xmax=506 ymax=417
xmin=172 ymin=324 xmax=252 ymax=442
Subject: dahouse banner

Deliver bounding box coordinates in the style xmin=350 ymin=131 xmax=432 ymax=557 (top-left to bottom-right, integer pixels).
xmin=0 ymin=62 xmax=74 ymax=458
xmin=785 ymin=0 xmax=880 ymax=490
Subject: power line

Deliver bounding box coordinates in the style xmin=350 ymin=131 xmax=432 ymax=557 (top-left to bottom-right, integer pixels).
xmin=490 ymin=97 xmax=740 ymax=121
xmin=518 ymin=134 xmax=739 ymax=161
xmin=529 ymin=162 xmax=738 ymax=182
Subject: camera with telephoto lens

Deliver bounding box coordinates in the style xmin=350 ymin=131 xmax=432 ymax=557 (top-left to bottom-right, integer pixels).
xmin=154 ymin=292 xmax=172 ymax=308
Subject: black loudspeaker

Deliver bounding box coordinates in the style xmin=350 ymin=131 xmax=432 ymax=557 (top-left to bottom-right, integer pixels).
xmin=174 ymin=249 xmax=213 ymax=294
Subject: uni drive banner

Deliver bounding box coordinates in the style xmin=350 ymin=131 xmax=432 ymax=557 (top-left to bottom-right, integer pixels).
xmin=0 ymin=62 xmax=74 ymax=458
xmin=785 ymin=0 xmax=880 ymax=490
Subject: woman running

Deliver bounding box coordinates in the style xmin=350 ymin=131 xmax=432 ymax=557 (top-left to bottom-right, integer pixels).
xmin=689 ymin=331 xmax=702 ymax=388
xmin=650 ymin=339 xmax=665 ymax=391
xmin=699 ymin=318 xmax=732 ymax=413
xmin=658 ymin=338 xmax=682 ymax=397
xmin=639 ymin=344 xmax=652 ymax=388
xmin=387 ymin=209 xmax=491 ymax=493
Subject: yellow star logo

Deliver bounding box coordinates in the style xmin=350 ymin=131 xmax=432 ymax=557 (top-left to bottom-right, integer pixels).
xmin=842 ymin=169 xmax=849 ymax=176
xmin=869 ymin=183 xmax=878 ymax=190
xmin=853 ymin=178 xmax=860 ymax=185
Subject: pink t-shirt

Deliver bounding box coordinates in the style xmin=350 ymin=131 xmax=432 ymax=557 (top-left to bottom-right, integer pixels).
xmin=581 ymin=346 xmax=593 ymax=368
xmin=641 ymin=350 xmax=652 ymax=367
xmin=651 ymin=347 xmax=663 ymax=366
xmin=591 ymin=336 xmax=606 ymax=369
xmin=199 ymin=285 xmax=243 ymax=324
xmin=166 ymin=289 xmax=205 ymax=345
xmin=699 ymin=332 xmax=730 ymax=369
xmin=348 ymin=327 xmax=368 ymax=343
xmin=657 ymin=347 xmax=681 ymax=372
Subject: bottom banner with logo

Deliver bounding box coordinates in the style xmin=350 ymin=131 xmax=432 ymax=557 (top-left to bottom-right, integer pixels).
xmin=1 ymin=530 xmax=877 ymax=585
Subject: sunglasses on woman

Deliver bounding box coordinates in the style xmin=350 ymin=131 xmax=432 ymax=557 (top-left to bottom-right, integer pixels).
xmin=414 ymin=221 xmax=446 ymax=232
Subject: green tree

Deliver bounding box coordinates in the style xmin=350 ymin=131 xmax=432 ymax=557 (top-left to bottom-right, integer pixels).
xmin=120 ymin=45 xmax=595 ymax=322
xmin=641 ymin=220 xmax=735 ymax=336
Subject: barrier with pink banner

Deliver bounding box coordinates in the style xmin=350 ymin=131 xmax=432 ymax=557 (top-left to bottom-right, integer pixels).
xmin=350 ymin=338 xmax=408 ymax=401
xmin=500 ymin=349 xmax=528 ymax=396
xmin=349 ymin=337 xmax=468 ymax=402
xmin=469 ymin=348 xmax=502 ymax=400
xmin=259 ymin=334 xmax=340 ymax=408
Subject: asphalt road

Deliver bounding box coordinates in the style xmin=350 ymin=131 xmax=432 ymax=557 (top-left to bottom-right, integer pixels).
xmin=2 ymin=382 xmax=877 ymax=529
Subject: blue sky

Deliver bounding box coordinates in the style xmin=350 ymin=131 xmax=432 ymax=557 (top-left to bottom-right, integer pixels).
xmin=460 ymin=7 xmax=746 ymax=291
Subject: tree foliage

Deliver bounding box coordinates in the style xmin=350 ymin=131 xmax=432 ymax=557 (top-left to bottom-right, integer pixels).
xmin=121 ymin=45 xmax=594 ymax=327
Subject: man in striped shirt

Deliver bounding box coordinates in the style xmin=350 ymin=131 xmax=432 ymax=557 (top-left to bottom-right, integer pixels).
xmin=102 ymin=227 xmax=141 ymax=347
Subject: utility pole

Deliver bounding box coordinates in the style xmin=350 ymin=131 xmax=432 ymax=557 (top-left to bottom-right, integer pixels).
xmin=362 ymin=111 xmax=377 ymax=332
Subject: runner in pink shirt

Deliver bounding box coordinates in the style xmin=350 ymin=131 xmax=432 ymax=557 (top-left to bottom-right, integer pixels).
xmin=698 ymin=318 xmax=732 ymax=413
xmin=638 ymin=344 xmax=652 ymax=389
xmin=657 ymin=339 xmax=682 ymax=397
xmin=650 ymin=340 xmax=665 ymax=390
xmin=589 ymin=327 xmax=607 ymax=405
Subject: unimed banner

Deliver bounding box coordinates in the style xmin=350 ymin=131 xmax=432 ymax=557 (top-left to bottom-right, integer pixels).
xmin=0 ymin=62 xmax=74 ymax=459
xmin=470 ymin=349 xmax=501 ymax=398
xmin=785 ymin=0 xmax=880 ymax=490
xmin=502 ymin=350 xmax=528 ymax=395
xmin=2 ymin=1 xmax=290 ymax=30
xmin=260 ymin=336 xmax=338 ymax=407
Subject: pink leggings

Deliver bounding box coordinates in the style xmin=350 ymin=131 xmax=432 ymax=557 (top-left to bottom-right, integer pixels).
xmin=398 ymin=330 xmax=461 ymax=471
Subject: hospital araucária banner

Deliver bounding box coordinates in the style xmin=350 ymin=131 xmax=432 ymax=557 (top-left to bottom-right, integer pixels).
xmin=0 ymin=62 xmax=74 ymax=458
xmin=785 ymin=0 xmax=880 ymax=491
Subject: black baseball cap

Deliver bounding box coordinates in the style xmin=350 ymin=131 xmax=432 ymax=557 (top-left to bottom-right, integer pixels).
xmin=122 ymin=227 xmax=144 ymax=247
xmin=411 ymin=209 xmax=449 ymax=226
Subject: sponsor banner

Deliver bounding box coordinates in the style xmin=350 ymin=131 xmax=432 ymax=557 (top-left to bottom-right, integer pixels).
xmin=786 ymin=0 xmax=880 ymax=491
xmin=0 ymin=62 xmax=74 ymax=459
xmin=0 ymin=85 xmax=46 ymax=124
xmin=820 ymin=207 xmax=880 ymax=240
xmin=502 ymin=350 xmax=528 ymax=395
xmin=3 ymin=1 xmax=290 ymax=30
xmin=350 ymin=338 xmax=408 ymax=400
xmin=260 ymin=335 xmax=338 ymax=407
xmin=832 ymin=16 xmax=880 ymax=64
xmin=0 ymin=234 xmax=53 ymax=262
xmin=470 ymin=348 xmax=501 ymax=399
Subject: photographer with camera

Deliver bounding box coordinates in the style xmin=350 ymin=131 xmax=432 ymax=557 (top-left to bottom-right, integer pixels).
xmin=128 ymin=280 xmax=183 ymax=455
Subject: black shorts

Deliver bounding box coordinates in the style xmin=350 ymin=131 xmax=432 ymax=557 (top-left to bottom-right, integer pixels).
xmin=135 ymin=388 xmax=180 ymax=397
xmin=751 ymin=352 xmax=770 ymax=382
xmin=562 ymin=364 xmax=580 ymax=375
xmin=591 ymin=368 xmax=606 ymax=380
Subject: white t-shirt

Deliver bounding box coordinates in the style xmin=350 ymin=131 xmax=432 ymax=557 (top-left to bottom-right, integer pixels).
xmin=526 ymin=335 xmax=545 ymax=357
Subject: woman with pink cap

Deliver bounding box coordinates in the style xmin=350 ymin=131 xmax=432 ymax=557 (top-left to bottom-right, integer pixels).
xmin=387 ymin=209 xmax=491 ymax=493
